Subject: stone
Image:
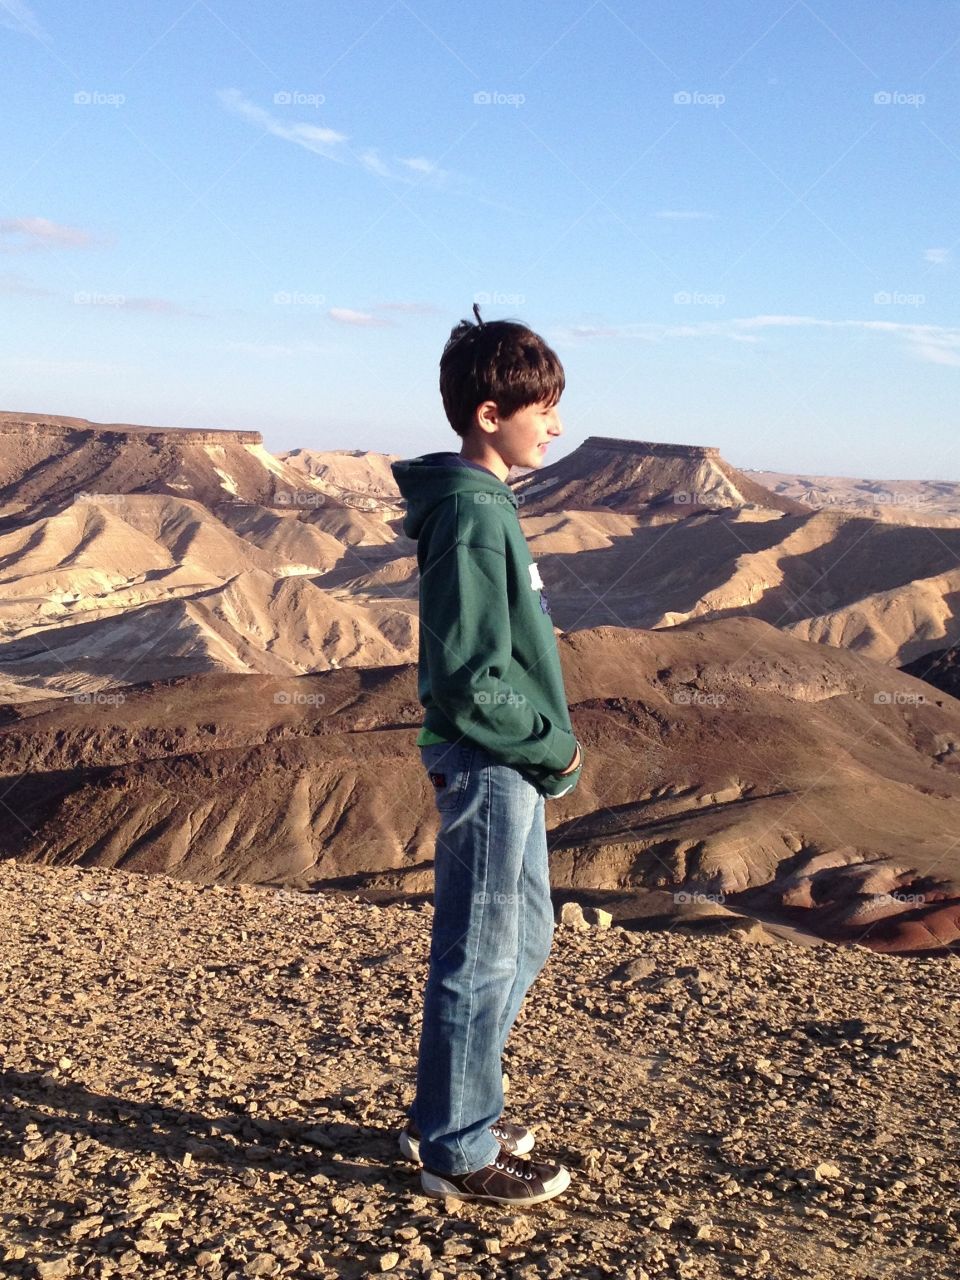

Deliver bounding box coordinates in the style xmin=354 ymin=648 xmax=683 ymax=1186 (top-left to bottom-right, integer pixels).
xmin=559 ymin=902 xmax=588 ymax=930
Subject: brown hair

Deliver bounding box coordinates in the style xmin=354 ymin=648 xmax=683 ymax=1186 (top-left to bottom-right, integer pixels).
xmin=439 ymin=303 xmax=565 ymax=437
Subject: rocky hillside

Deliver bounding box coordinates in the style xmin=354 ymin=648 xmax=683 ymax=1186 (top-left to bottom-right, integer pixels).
xmin=747 ymin=468 xmax=960 ymax=523
xmin=511 ymin=438 xmax=807 ymax=516
xmin=0 ymin=858 xmax=956 ymax=1280
xmin=2 ymin=620 xmax=958 ymax=953
xmin=1 ymin=417 xmax=960 ymax=699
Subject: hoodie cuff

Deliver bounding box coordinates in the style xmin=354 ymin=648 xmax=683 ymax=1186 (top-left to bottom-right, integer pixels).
xmin=540 ymin=727 xmax=580 ymax=775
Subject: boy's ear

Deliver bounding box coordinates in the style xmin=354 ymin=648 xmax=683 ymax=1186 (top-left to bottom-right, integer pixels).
xmin=475 ymin=400 xmax=500 ymax=432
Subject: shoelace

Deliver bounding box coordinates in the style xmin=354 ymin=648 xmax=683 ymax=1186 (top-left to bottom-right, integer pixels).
xmin=493 ymin=1150 xmax=535 ymax=1181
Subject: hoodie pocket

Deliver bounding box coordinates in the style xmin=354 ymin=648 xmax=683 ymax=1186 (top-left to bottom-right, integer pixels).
xmin=420 ymin=741 xmax=476 ymax=814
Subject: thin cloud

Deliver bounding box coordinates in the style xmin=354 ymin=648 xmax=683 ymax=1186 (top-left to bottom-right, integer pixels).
xmin=359 ymin=148 xmax=392 ymax=177
xmin=325 ymin=301 xmax=442 ymax=326
xmin=217 ymin=89 xmax=460 ymax=189
xmin=217 ymin=89 xmax=347 ymax=160
xmin=399 ymin=156 xmax=453 ymax=184
xmin=924 ymin=247 xmax=951 ymax=265
xmin=0 ymin=1 xmax=47 ymax=40
xmin=557 ymin=313 xmax=960 ymax=368
xmin=0 ymin=217 xmax=97 ymax=250
xmin=220 ymin=339 xmax=332 ymax=358
xmin=328 ymin=307 xmax=393 ymax=328
xmin=912 ymin=341 xmax=960 ymax=367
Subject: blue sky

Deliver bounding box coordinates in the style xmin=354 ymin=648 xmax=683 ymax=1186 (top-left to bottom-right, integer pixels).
xmin=1 ymin=0 xmax=958 ymax=479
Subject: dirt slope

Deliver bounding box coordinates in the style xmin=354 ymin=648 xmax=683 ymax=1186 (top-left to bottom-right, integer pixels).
xmin=2 ymin=620 xmax=958 ymax=953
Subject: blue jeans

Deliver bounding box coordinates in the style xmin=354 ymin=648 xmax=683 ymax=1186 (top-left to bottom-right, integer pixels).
xmin=410 ymin=738 xmax=554 ymax=1175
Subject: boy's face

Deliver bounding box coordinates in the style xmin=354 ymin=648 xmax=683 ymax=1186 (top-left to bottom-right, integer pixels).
xmin=468 ymin=397 xmax=563 ymax=477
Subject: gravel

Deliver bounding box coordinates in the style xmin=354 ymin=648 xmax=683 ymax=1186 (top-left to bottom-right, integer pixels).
xmin=1 ymin=858 xmax=958 ymax=1280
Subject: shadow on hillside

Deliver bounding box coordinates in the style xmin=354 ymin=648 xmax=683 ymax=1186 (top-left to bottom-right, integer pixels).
xmin=0 ymin=1066 xmax=417 ymax=1191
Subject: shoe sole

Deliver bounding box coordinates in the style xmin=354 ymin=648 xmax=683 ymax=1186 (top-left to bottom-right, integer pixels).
xmin=420 ymin=1164 xmax=571 ymax=1205
xmin=399 ymin=1128 xmax=535 ymax=1163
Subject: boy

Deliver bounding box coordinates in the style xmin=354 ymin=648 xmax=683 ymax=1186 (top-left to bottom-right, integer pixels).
xmin=389 ymin=305 xmax=584 ymax=1206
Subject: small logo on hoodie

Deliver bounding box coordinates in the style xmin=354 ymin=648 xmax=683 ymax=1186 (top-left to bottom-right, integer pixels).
xmin=528 ymin=560 xmax=552 ymax=614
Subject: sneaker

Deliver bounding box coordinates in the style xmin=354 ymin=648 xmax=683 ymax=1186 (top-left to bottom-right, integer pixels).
xmin=398 ymin=1117 xmax=534 ymax=1164
xmin=421 ymin=1149 xmax=571 ymax=1206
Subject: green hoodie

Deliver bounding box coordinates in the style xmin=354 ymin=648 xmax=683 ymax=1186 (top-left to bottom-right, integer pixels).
xmin=390 ymin=451 xmax=583 ymax=799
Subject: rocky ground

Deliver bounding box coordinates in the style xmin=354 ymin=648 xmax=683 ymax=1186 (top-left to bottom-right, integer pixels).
xmin=1 ymin=859 xmax=958 ymax=1280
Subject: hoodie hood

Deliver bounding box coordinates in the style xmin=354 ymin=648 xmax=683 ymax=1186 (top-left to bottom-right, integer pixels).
xmin=390 ymin=451 xmax=518 ymax=540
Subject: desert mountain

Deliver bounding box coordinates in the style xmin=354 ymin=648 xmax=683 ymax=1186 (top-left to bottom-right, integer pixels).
xmin=2 ymin=619 xmax=958 ymax=953
xmin=511 ymin=436 xmax=808 ymax=516
xmin=0 ymin=414 xmax=958 ymax=695
xmin=747 ymin=467 xmax=960 ymax=523
xmin=0 ymin=411 xmax=317 ymax=518
xmin=278 ymin=447 xmax=403 ymax=510
xmin=0 ymin=415 xmax=413 ymax=701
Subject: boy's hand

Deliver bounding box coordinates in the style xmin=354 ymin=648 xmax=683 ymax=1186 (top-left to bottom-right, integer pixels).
xmin=557 ymin=741 xmax=581 ymax=775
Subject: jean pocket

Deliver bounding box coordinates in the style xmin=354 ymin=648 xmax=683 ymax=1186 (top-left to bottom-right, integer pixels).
xmin=421 ymin=741 xmax=475 ymax=814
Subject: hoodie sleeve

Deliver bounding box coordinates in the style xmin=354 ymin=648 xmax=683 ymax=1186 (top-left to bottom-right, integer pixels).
xmin=418 ymin=512 xmax=578 ymax=774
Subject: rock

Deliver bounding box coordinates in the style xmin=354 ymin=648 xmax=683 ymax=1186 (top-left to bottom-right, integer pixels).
xmin=730 ymin=918 xmax=769 ymax=945
xmin=379 ymin=1252 xmax=400 ymax=1271
xmin=559 ymin=902 xmax=588 ymax=930
xmin=583 ymin=906 xmax=612 ymax=929
xmin=814 ymin=1162 xmax=842 ymax=1181
xmin=498 ymin=1216 xmax=537 ymax=1247
xmin=244 ymin=1255 xmax=280 ymax=1277
xmin=36 ymin=1261 xmax=72 ymax=1280
xmin=618 ymin=957 xmax=657 ymax=983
